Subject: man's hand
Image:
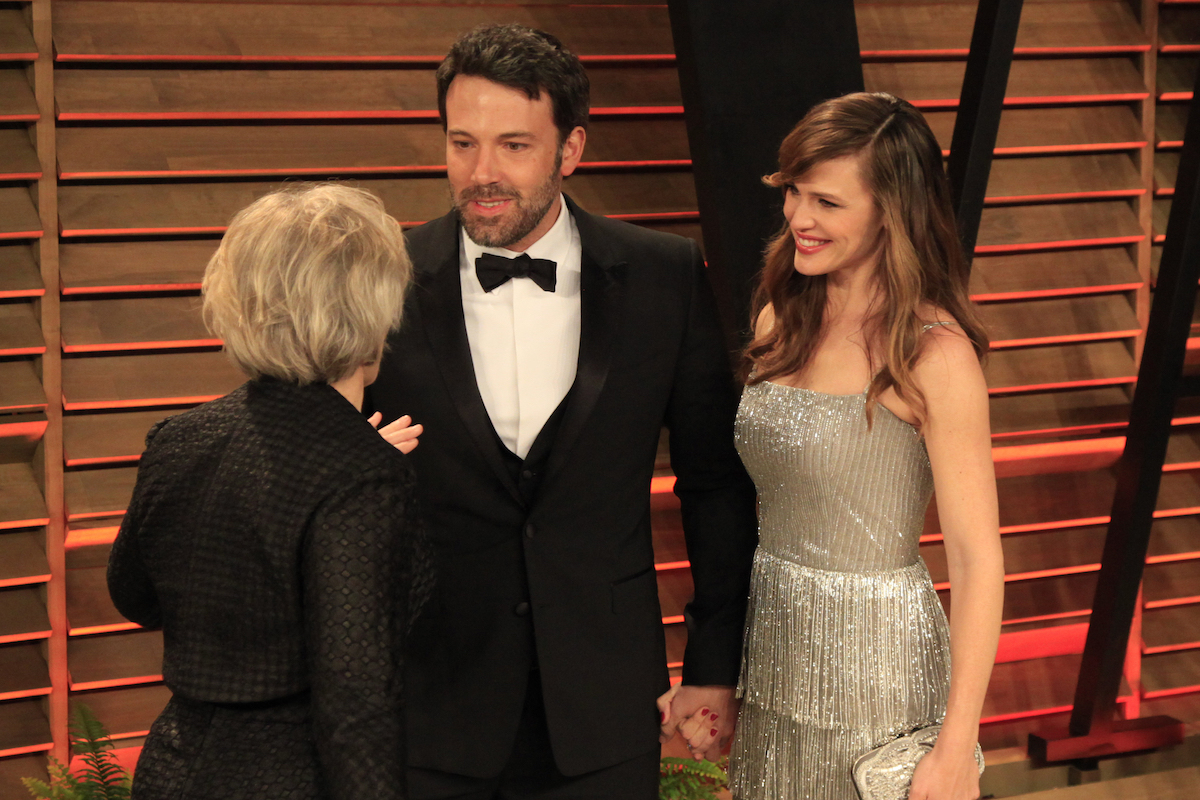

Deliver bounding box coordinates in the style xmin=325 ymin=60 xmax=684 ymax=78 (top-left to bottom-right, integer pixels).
xmin=656 ymin=684 xmax=738 ymax=762
xmin=369 ymin=413 xmax=423 ymax=454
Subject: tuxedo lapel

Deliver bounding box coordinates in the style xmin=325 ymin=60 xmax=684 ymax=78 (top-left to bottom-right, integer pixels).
xmin=544 ymin=199 xmax=627 ymax=483
xmin=415 ymin=214 xmax=524 ymax=505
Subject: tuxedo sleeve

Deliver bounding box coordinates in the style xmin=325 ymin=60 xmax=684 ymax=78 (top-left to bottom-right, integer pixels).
xmin=663 ymin=240 xmax=759 ymax=686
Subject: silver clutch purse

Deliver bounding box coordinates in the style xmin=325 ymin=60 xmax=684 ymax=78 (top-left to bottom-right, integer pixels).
xmin=851 ymin=724 xmax=984 ymax=800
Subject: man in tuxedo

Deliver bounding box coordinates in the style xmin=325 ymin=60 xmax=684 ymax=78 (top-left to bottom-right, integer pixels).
xmin=369 ymin=23 xmax=758 ymax=799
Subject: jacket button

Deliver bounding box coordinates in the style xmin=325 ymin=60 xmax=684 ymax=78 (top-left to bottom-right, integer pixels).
xmin=524 ymin=523 xmax=535 ymax=540
xmin=521 ymin=469 xmax=534 ymax=480
xmin=514 ymin=601 xmax=531 ymax=616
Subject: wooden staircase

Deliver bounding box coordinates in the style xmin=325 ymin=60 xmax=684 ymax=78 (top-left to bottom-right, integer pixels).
xmin=3 ymin=0 xmax=1200 ymax=794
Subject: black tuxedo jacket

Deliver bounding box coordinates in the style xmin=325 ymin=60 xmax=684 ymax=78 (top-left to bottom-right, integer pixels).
xmin=369 ymin=196 xmax=757 ymax=777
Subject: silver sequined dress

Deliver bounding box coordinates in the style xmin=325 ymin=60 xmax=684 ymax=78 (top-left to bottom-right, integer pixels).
xmin=729 ymin=381 xmax=951 ymax=800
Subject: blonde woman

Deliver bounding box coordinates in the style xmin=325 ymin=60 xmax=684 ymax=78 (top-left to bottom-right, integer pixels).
xmin=108 ymin=184 xmax=429 ymax=800
xmin=663 ymin=93 xmax=1004 ymax=800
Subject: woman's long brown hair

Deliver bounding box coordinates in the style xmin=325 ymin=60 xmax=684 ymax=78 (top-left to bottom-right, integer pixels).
xmin=743 ymin=92 xmax=988 ymax=426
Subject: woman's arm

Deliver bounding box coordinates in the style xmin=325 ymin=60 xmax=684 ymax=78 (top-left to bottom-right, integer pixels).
xmin=910 ymin=328 xmax=1004 ymax=800
xmin=303 ymin=475 xmax=416 ymax=800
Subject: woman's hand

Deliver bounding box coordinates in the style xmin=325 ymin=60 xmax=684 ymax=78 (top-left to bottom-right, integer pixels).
xmin=656 ymin=683 xmax=737 ymax=761
xmin=369 ymin=413 xmax=423 ymax=454
xmin=908 ymin=744 xmax=981 ymax=800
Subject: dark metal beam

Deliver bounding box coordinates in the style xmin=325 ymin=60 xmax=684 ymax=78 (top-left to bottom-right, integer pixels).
xmin=945 ymin=0 xmax=1025 ymax=263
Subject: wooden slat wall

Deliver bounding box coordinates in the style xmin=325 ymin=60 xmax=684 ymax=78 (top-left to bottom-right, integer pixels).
xmin=2 ymin=0 xmax=1200 ymax=792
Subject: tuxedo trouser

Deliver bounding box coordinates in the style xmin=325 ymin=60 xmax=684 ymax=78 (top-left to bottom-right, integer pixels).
xmin=407 ymin=671 xmax=659 ymax=800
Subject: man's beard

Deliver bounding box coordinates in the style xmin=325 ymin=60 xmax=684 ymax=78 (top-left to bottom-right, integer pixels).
xmin=452 ymin=168 xmax=561 ymax=249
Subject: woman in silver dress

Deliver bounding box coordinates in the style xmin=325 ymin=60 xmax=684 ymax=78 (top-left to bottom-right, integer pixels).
xmin=663 ymin=93 xmax=1004 ymax=800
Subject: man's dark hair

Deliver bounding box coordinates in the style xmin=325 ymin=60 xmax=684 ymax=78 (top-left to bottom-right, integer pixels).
xmin=436 ymin=24 xmax=590 ymax=143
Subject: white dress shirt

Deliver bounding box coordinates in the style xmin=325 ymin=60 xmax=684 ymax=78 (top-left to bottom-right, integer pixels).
xmin=459 ymin=197 xmax=582 ymax=459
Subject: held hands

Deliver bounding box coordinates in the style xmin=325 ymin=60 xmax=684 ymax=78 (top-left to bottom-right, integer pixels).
xmin=656 ymin=684 xmax=738 ymax=762
xmin=908 ymin=743 xmax=981 ymax=800
xmin=368 ymin=413 xmax=423 ymax=454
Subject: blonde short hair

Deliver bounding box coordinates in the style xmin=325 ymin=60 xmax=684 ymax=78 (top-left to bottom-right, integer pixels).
xmin=202 ymin=184 xmax=412 ymax=384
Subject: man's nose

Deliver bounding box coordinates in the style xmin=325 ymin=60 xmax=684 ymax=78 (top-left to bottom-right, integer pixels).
xmin=472 ymin=147 xmax=499 ymax=185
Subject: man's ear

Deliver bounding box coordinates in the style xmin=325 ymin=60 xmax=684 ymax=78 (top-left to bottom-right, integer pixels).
xmin=559 ymin=126 xmax=587 ymax=178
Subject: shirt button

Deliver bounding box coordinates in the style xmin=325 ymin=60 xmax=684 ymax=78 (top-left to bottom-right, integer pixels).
xmin=521 ymin=469 xmax=534 ymax=480
xmin=524 ymin=523 xmax=535 ymax=540
xmin=514 ymin=601 xmax=531 ymax=616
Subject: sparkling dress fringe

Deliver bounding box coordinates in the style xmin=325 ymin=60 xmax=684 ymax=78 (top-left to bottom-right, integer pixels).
xmin=729 ymin=381 xmax=952 ymax=800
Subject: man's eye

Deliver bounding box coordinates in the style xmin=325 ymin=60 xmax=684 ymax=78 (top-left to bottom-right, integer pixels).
xmin=505 ymin=142 xmax=527 ymax=151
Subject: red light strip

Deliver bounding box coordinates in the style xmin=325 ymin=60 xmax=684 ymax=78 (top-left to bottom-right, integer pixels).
xmin=0 ymin=172 xmax=41 ymax=181
xmin=988 ymin=329 xmax=1141 ymax=349
xmin=0 ymin=345 xmax=47 ymax=356
xmin=661 ymin=614 xmax=685 ymax=625
xmin=909 ymin=93 xmax=1149 ymax=110
xmin=69 ymin=675 xmax=164 ymax=692
xmin=1145 ymin=595 xmax=1200 ymax=610
xmin=970 ymin=282 xmax=1144 ymax=302
xmin=69 ymin=622 xmax=141 ymax=636
xmin=862 ymin=46 xmax=1148 ymax=59
xmin=62 ymin=338 xmax=223 ymax=353
xmin=1002 ymin=609 xmax=1091 ymax=627
xmin=980 ymin=703 xmax=1074 ymax=726
xmin=57 ymin=106 xmax=684 ymax=122
xmin=1160 ymin=92 xmax=1194 ymax=102
xmin=994 ymin=622 xmax=1089 ymax=663
xmin=65 ymin=454 xmax=141 ymax=468
xmin=985 ymin=189 xmax=1145 ymax=205
xmin=0 ymin=630 xmax=51 ymax=645
xmin=60 ymin=226 xmax=227 ymax=238
xmin=62 ymin=395 xmax=222 ymax=411
xmin=0 ymin=114 xmax=39 ymax=122
xmin=975 ymin=234 xmax=1145 ymax=254
xmin=0 ymin=517 xmax=51 ymax=531
xmin=0 ymin=743 xmax=53 ymax=759
xmin=67 ymin=509 xmax=129 ymax=522
xmin=1160 ymin=45 xmax=1200 ymax=54
xmin=1142 ymin=684 xmax=1200 ymax=700
xmin=1143 ymin=641 xmax=1200 ymax=656
xmin=654 ymin=560 xmax=689 ymax=572
xmin=65 ymin=525 xmax=121 ymax=549
xmin=0 ymin=230 xmax=43 ymax=240
xmin=62 ymin=283 xmax=201 ymax=295
xmin=941 ymin=143 xmax=1148 ymax=157
xmin=987 ymin=376 xmax=1137 ymax=396
xmin=0 ymin=288 xmax=46 ymax=299
xmin=0 ymin=687 xmax=52 ymax=702
xmin=0 ymin=574 xmax=51 ymax=589
xmin=54 ymin=53 xmax=677 ymax=65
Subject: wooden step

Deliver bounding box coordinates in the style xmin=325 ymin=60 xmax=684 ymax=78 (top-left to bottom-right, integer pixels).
xmin=976 ymin=200 xmax=1144 ymax=253
xmin=1143 ymin=603 xmax=1200 ymax=651
xmin=984 ymin=339 xmax=1136 ymax=394
xmin=0 ymin=754 xmax=48 ymax=796
xmin=52 ymin=1 xmax=673 ymax=63
xmin=926 ymin=105 xmax=1146 ymax=156
xmin=981 ymin=294 xmax=1140 ymax=349
xmin=857 ymin=1 xmax=1147 ymax=58
xmin=985 ymin=154 xmax=1144 ymax=204
xmin=0 ymin=644 xmax=50 ymax=702
xmin=1145 ymin=558 xmax=1200 ymax=605
xmin=657 ymin=567 xmax=692 ymax=623
xmin=68 ymin=630 xmax=163 ymax=690
xmin=0 ymin=244 xmax=42 ymax=299
xmin=55 ymin=65 xmax=682 ymax=121
xmin=0 ymin=531 xmax=49 ymax=589
xmin=864 ymin=57 xmax=1148 ymax=109
xmin=1149 ymin=515 xmax=1200 ymax=560
xmin=0 ymin=186 xmax=41 ymax=239
xmin=982 ymin=653 xmax=1081 ymax=718
xmin=61 ymin=351 xmax=244 ymax=411
xmin=0 ymin=463 xmax=47 ymax=531
xmin=1158 ymin=150 xmax=1181 ymax=196
xmin=0 ymin=9 xmax=36 ymax=61
xmin=64 ymin=466 xmax=136 ymax=521
xmin=0 ymin=129 xmax=40 ymax=181
xmin=58 ymin=171 xmax=698 ymax=237
xmin=1158 ymin=55 xmax=1199 ymax=100
xmin=0 ymin=698 xmax=50 ymax=757
xmin=61 ymin=239 xmax=214 ymax=295
xmin=63 ymin=409 xmax=172 ymax=466
xmin=0 ymin=301 xmax=44 ymax=357
xmin=61 ymin=296 xmax=212 ymax=353
xmin=65 ymin=519 xmax=122 ymax=550
xmin=0 ymin=360 xmax=46 ymax=414
xmin=1161 ymin=5 xmax=1200 ymax=53
xmin=970 ymin=248 xmax=1142 ymax=302
xmin=56 ymin=117 xmax=691 ymax=179
xmin=1142 ymin=649 xmax=1200 ymax=696
xmin=72 ymin=684 xmax=170 ymax=740
xmin=67 ymin=565 xmax=136 ymax=636
xmin=0 ymin=587 xmax=50 ymax=644
xmin=0 ymin=69 xmax=37 ymax=121
xmin=1158 ymin=102 xmax=1189 ymax=148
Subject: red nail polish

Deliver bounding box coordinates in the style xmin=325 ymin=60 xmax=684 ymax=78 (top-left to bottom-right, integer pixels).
xmin=701 ymin=708 xmax=709 ymax=716
xmin=660 ymin=711 xmax=666 ymax=722
xmin=711 ymin=728 xmax=718 ymax=736
xmin=710 ymin=712 xmax=718 ymax=721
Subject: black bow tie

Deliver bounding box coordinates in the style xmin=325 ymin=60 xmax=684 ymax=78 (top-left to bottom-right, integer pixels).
xmin=475 ymin=252 xmax=557 ymax=293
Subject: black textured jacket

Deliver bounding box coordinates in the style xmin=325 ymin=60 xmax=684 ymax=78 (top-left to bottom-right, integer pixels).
xmin=109 ymin=378 xmax=429 ymax=800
